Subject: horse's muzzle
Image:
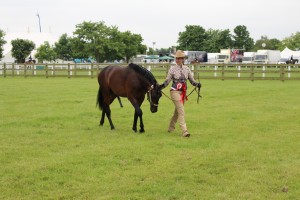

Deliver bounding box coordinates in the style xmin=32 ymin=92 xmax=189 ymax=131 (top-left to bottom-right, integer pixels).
xmin=150 ymin=106 xmax=158 ymax=113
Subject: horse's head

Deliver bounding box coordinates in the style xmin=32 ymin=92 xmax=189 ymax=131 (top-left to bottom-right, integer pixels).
xmin=147 ymin=83 xmax=162 ymax=113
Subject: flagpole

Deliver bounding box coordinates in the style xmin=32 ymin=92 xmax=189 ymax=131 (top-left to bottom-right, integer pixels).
xmin=37 ymin=13 xmax=41 ymax=33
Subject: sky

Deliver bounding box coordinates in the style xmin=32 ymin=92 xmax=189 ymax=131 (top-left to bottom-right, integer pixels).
xmin=1 ymin=0 xmax=300 ymax=49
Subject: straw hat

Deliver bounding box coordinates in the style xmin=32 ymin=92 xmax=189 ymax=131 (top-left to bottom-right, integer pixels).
xmin=175 ymin=50 xmax=185 ymax=58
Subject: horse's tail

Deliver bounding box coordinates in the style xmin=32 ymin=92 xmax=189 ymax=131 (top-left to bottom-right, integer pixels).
xmin=97 ymin=86 xmax=104 ymax=110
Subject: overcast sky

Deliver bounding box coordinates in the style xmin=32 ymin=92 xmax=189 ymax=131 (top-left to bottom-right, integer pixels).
xmin=1 ymin=0 xmax=299 ymax=48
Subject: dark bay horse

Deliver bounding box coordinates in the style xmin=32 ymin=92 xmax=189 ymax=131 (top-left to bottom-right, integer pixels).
xmin=286 ymin=59 xmax=298 ymax=64
xmin=97 ymin=63 xmax=162 ymax=132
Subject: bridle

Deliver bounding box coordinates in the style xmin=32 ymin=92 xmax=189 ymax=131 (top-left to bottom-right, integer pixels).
xmin=147 ymin=85 xmax=159 ymax=107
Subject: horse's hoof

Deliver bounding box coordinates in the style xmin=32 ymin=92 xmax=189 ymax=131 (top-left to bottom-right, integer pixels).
xmin=111 ymin=127 xmax=115 ymax=130
xmin=132 ymin=128 xmax=137 ymax=132
xmin=139 ymin=129 xmax=145 ymax=133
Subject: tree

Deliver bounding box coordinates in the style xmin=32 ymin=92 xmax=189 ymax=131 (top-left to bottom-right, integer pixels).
xmin=54 ymin=33 xmax=73 ymax=61
xmin=268 ymin=38 xmax=282 ymax=50
xmin=281 ymin=32 xmax=300 ymax=50
xmin=69 ymin=37 xmax=90 ymax=59
xmin=103 ymin=26 xmax=126 ymax=62
xmin=205 ymin=29 xmax=233 ymax=52
xmin=73 ymin=21 xmax=126 ymax=62
xmin=177 ymin=25 xmax=207 ymax=51
xmin=120 ymin=31 xmax=147 ymax=63
xmin=232 ymin=25 xmax=254 ymax=51
xmin=73 ymin=21 xmax=110 ymax=62
xmin=0 ymin=29 xmax=6 ymax=60
xmin=73 ymin=21 xmax=147 ymax=63
xmin=11 ymin=39 xmax=35 ymax=63
xmin=157 ymin=47 xmax=172 ymax=56
xmin=35 ymin=41 xmax=56 ymax=63
xmin=253 ymin=36 xmax=282 ymax=51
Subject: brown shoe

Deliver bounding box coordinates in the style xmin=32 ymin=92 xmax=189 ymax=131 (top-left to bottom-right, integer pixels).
xmin=183 ymin=132 xmax=190 ymax=137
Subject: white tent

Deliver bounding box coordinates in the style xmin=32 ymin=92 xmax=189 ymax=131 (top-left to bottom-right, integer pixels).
xmin=1 ymin=51 xmax=15 ymax=63
xmin=280 ymin=47 xmax=300 ymax=59
xmin=1 ymin=31 xmax=58 ymax=63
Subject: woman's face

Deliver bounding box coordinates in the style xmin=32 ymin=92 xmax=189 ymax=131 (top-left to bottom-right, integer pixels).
xmin=176 ymin=57 xmax=184 ymax=65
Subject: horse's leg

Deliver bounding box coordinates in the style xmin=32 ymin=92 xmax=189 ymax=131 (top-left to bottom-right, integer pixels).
xmin=117 ymin=96 xmax=123 ymax=107
xmin=100 ymin=110 xmax=105 ymax=126
xmin=134 ymin=105 xmax=145 ymax=133
xmin=138 ymin=113 xmax=145 ymax=133
xmin=105 ymin=94 xmax=118 ymax=130
xmin=137 ymin=99 xmax=145 ymax=133
xmin=132 ymin=112 xmax=138 ymax=132
xmin=133 ymin=108 xmax=144 ymax=133
xmin=128 ymin=97 xmax=145 ymax=133
xmin=103 ymin=104 xmax=115 ymax=130
xmin=130 ymin=103 xmax=143 ymax=132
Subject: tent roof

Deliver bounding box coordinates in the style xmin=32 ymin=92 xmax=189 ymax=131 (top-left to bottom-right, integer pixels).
xmin=2 ymin=31 xmax=59 ymax=55
xmin=1 ymin=31 xmax=59 ymax=62
xmin=158 ymin=55 xmax=174 ymax=60
xmin=281 ymin=47 xmax=300 ymax=58
xmin=144 ymin=55 xmax=159 ymax=59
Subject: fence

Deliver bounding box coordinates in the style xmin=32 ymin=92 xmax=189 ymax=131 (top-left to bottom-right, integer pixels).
xmin=1 ymin=63 xmax=300 ymax=81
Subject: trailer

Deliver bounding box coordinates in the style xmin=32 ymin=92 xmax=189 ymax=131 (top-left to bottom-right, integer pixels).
xmin=184 ymin=51 xmax=207 ymax=64
xmin=242 ymin=52 xmax=256 ymax=64
xmin=253 ymin=50 xmax=281 ymax=64
xmin=216 ymin=49 xmax=244 ymax=63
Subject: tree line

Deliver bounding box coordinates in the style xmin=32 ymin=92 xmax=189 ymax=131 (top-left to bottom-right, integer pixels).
xmin=0 ymin=22 xmax=300 ymax=63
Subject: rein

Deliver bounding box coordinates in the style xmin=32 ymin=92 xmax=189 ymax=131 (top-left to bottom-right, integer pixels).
xmin=162 ymin=86 xmax=202 ymax=104
xmin=161 ymin=91 xmax=172 ymax=101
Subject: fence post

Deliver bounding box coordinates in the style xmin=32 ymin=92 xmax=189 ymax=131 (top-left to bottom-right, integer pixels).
xmin=251 ymin=65 xmax=254 ymax=81
xmin=3 ymin=63 xmax=6 ymax=77
xmin=221 ymin=64 xmax=225 ymax=81
xmin=90 ymin=63 xmax=93 ymax=78
xmin=288 ymin=65 xmax=291 ymax=78
xmin=262 ymin=66 xmax=265 ymax=78
xmin=12 ymin=63 xmax=14 ymax=77
xmin=73 ymin=63 xmax=76 ymax=77
xmin=214 ymin=65 xmax=218 ymax=77
xmin=33 ymin=64 xmax=36 ymax=76
xmin=68 ymin=63 xmax=71 ymax=78
xmin=24 ymin=64 xmax=27 ymax=78
xmin=16 ymin=64 xmax=19 ymax=75
xmin=0 ymin=63 xmax=2 ymax=76
xmin=237 ymin=65 xmax=241 ymax=78
xmin=280 ymin=65 xmax=285 ymax=82
xmin=191 ymin=65 xmax=194 ymax=76
xmin=53 ymin=63 xmax=56 ymax=77
xmin=45 ymin=63 xmax=48 ymax=78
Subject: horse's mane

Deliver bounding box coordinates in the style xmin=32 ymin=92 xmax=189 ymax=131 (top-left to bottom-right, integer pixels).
xmin=128 ymin=63 xmax=157 ymax=84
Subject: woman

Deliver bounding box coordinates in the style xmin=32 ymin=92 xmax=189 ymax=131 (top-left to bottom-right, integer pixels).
xmin=160 ymin=50 xmax=201 ymax=137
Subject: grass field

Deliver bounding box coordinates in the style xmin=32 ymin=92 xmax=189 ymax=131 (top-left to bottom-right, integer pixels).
xmin=0 ymin=77 xmax=299 ymax=199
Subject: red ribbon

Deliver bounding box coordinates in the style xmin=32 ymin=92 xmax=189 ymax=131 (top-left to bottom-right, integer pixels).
xmin=180 ymin=83 xmax=188 ymax=104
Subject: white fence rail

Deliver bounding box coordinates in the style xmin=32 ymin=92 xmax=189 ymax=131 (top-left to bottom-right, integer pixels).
xmin=1 ymin=63 xmax=300 ymax=81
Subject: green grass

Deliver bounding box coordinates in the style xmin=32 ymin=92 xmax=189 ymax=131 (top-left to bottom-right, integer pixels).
xmin=0 ymin=77 xmax=299 ymax=199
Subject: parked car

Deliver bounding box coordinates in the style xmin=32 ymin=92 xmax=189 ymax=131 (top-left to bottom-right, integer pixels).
xmin=277 ymin=58 xmax=288 ymax=64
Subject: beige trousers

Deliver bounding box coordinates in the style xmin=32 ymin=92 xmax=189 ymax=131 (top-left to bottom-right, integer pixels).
xmin=168 ymin=91 xmax=187 ymax=134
